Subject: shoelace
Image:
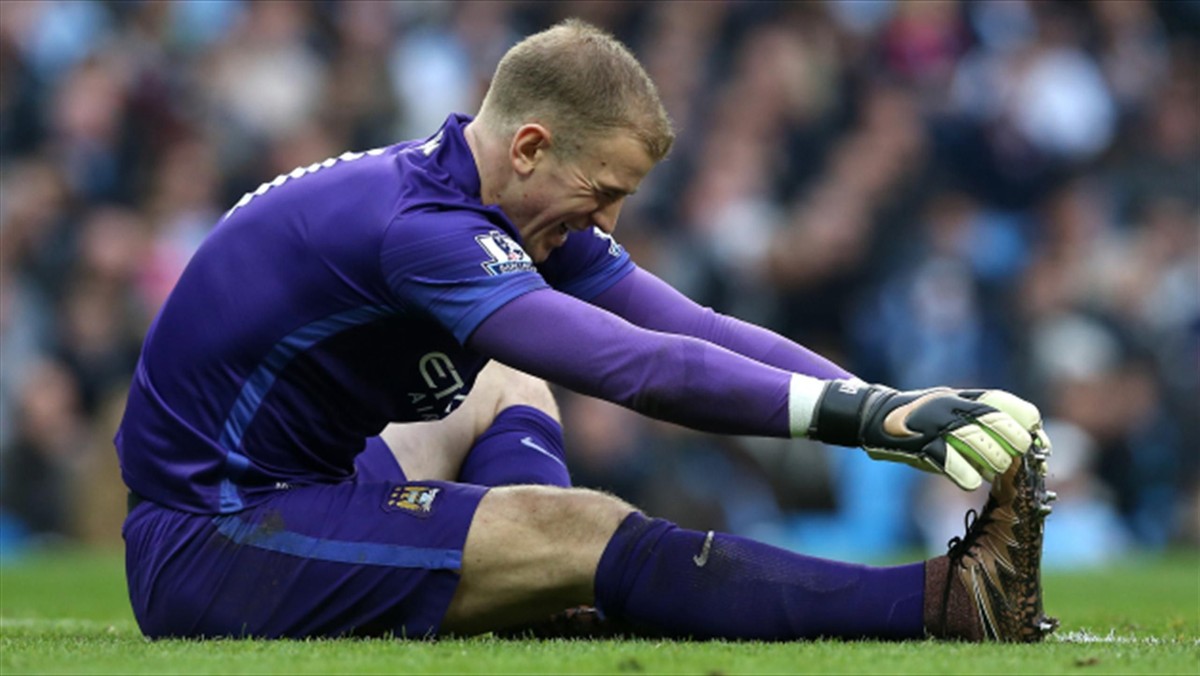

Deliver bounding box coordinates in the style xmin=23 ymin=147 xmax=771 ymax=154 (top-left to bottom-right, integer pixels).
xmin=946 ymin=498 xmax=998 ymax=567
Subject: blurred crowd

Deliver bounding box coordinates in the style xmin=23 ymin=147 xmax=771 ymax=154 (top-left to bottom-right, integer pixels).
xmin=1 ymin=0 xmax=1196 ymax=564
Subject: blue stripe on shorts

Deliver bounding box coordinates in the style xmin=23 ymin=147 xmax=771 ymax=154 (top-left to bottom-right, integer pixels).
xmin=212 ymin=514 xmax=463 ymax=570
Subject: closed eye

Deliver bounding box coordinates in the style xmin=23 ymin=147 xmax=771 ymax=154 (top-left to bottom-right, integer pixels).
xmin=594 ymin=183 xmax=634 ymax=202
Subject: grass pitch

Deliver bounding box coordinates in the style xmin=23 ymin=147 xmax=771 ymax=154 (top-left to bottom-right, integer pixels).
xmin=2 ymin=548 xmax=1197 ymax=674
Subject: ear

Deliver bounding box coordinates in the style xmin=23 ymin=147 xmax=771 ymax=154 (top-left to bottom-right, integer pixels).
xmin=509 ymin=124 xmax=551 ymax=177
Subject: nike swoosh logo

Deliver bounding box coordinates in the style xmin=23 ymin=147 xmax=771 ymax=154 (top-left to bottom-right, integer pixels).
xmin=693 ymin=531 xmax=714 ymax=567
xmin=520 ymin=437 xmax=567 ymax=468
xmin=882 ymin=389 xmax=953 ymax=437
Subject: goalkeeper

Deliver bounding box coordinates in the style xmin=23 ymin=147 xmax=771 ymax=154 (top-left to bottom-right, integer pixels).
xmin=117 ymin=19 xmax=1055 ymax=642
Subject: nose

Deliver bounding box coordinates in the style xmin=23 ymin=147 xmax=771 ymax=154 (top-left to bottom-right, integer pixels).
xmin=591 ymin=199 xmax=623 ymax=234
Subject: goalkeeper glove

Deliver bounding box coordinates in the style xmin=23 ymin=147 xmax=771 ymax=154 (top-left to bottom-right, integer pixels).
xmin=807 ymin=380 xmax=1047 ymax=491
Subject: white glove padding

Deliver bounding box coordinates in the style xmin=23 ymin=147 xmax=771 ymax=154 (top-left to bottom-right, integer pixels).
xmin=809 ymin=381 xmax=1046 ymax=491
xmin=974 ymin=389 xmax=1051 ymax=454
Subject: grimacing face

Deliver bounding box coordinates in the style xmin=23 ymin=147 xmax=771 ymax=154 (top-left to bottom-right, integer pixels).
xmin=508 ymin=131 xmax=656 ymax=262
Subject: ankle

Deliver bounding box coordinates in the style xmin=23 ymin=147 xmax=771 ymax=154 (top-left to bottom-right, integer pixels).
xmin=923 ymin=555 xmax=983 ymax=641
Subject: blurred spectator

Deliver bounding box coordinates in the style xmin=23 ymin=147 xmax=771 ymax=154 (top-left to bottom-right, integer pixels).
xmin=2 ymin=360 xmax=88 ymax=539
xmin=207 ymin=2 xmax=323 ymax=143
xmin=1 ymin=0 xmax=1195 ymax=560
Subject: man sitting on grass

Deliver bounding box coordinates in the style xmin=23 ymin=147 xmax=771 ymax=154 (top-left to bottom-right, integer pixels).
xmin=117 ymin=19 xmax=1056 ymax=642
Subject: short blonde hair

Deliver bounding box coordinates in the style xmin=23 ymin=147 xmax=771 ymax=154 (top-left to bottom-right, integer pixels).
xmin=478 ymin=19 xmax=674 ymax=162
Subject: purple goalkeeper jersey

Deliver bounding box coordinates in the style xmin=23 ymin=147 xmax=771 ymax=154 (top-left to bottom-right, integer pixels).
xmin=116 ymin=114 xmax=633 ymax=514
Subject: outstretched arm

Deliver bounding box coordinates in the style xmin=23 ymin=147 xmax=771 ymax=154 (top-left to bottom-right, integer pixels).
xmin=468 ymin=288 xmax=796 ymax=438
xmin=591 ymin=267 xmax=852 ymax=380
xmin=471 ymin=288 xmax=1047 ymax=491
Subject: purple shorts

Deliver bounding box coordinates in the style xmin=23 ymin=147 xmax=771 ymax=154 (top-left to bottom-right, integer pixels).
xmin=123 ymin=438 xmax=488 ymax=638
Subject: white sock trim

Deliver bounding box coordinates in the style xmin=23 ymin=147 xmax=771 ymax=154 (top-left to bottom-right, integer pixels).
xmin=788 ymin=373 xmax=827 ymax=438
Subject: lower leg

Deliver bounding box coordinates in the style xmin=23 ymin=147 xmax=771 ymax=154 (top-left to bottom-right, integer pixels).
xmin=592 ymin=445 xmax=1056 ymax=643
xmin=457 ymin=405 xmax=570 ymax=487
xmin=593 ymin=512 xmax=925 ymax=640
xmin=455 ymin=362 xmax=568 ymax=487
xmin=441 ymin=486 xmax=927 ymax=641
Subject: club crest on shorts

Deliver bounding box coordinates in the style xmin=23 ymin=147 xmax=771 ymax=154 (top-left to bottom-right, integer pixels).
xmin=475 ymin=231 xmax=534 ymax=275
xmin=384 ymin=485 xmax=440 ymax=517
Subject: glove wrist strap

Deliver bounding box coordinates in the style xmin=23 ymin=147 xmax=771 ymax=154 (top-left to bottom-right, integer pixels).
xmin=811 ymin=379 xmax=872 ymax=446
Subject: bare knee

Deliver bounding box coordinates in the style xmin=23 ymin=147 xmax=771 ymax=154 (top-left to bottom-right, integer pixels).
xmin=472 ymin=361 xmax=559 ymax=425
xmin=442 ymin=485 xmax=634 ymax=634
xmin=380 ymin=364 xmax=558 ymax=481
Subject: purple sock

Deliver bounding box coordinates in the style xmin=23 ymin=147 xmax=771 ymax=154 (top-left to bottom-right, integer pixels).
xmin=594 ymin=512 xmax=924 ymax=640
xmin=456 ymin=405 xmax=571 ymax=488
